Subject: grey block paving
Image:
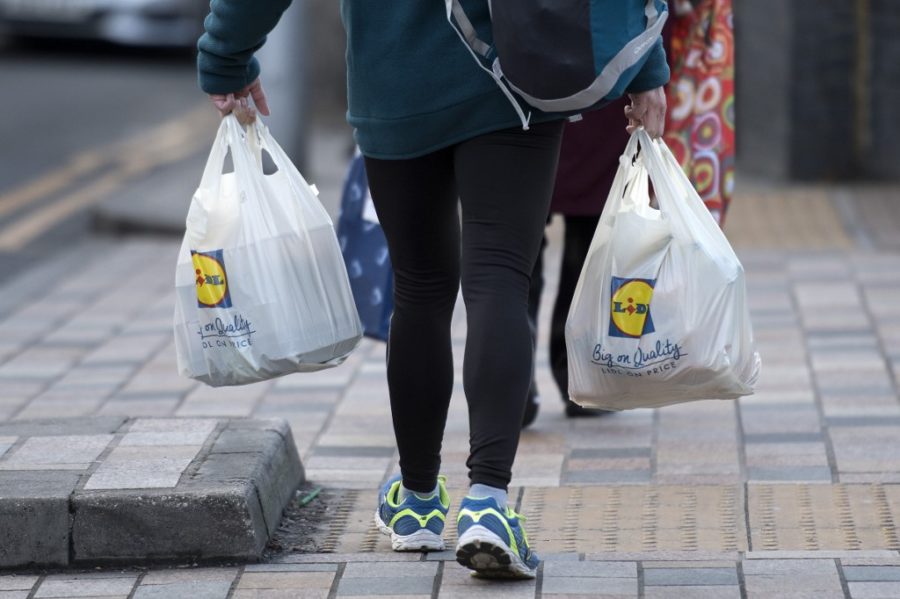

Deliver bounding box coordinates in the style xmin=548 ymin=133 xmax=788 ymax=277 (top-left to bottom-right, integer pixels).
xmin=848 ymin=582 xmax=900 ymax=598
xmin=85 ymin=445 xmax=203 ymax=489
xmin=844 ymin=566 xmax=900 ymax=581
xmin=0 ymin=435 xmax=114 ymax=470
xmin=0 ymin=576 xmax=38 ymax=591
xmin=33 ymin=574 xmax=138 ymax=597
xmin=244 ymin=564 xmax=339 ymax=573
xmin=338 ymin=575 xmax=435 ymax=596
xmin=342 ymin=562 xmax=438 ymax=578
xmin=119 ymin=417 xmax=218 ymax=446
xmin=543 ymin=561 xmax=637 ymax=578
xmin=643 ymin=568 xmax=739 ymax=586
xmin=746 ymin=467 xmax=833 ymax=481
xmin=542 ymin=576 xmax=637 ymax=595
xmin=744 ymin=432 xmax=824 ymax=443
xmin=644 ymin=586 xmax=741 ymax=599
xmin=742 ymin=559 xmax=845 ymax=598
xmin=132 ymin=569 xmax=238 ymax=599
xmin=312 ymin=445 xmax=396 ymax=458
xmin=0 ymin=417 xmax=126 ymax=437
xmin=563 ymin=470 xmax=653 ymax=483
xmin=132 ymin=580 xmax=234 ymax=599
xmin=0 ymin=195 xmax=899 ymax=595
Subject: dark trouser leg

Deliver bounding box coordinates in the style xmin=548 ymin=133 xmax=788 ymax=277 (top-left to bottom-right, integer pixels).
xmin=363 ymin=150 xmax=460 ymax=494
xmin=454 ymin=121 xmax=565 ymax=490
xmin=550 ymin=214 xmax=601 ymax=402
xmin=527 ymin=235 xmax=546 ymax=346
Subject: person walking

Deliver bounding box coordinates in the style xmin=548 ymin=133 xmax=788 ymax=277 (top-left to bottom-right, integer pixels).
xmin=197 ymin=0 xmax=668 ymax=579
xmin=524 ymin=0 xmax=734 ymax=427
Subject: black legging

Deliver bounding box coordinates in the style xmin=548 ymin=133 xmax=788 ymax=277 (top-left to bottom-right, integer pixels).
xmin=364 ymin=121 xmax=565 ymax=492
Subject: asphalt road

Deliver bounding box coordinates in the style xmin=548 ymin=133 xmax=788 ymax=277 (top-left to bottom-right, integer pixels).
xmin=0 ymin=18 xmax=343 ymax=290
xmin=0 ymin=35 xmax=207 ymax=283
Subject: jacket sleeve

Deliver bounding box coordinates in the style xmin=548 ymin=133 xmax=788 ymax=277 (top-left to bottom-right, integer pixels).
xmin=197 ymin=0 xmax=293 ymax=95
xmin=626 ymin=38 xmax=670 ymax=94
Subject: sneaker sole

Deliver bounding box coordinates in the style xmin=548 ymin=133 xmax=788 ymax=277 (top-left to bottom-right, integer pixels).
xmin=374 ymin=509 xmax=445 ymax=552
xmin=455 ymin=525 xmax=537 ymax=579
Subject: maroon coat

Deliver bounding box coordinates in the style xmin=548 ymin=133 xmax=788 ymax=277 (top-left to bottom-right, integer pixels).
xmin=549 ymin=99 xmax=630 ymax=216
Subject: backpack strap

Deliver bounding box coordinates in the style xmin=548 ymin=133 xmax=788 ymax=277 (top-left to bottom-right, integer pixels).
xmin=448 ymin=0 xmax=493 ymax=60
xmin=447 ymin=0 xmax=668 ymax=118
xmin=444 ymin=0 xmax=532 ymax=130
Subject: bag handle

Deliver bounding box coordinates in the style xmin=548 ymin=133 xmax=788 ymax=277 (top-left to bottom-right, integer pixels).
xmin=635 ymin=129 xmax=733 ymax=248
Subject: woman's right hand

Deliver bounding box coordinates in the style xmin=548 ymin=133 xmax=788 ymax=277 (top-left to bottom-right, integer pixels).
xmin=209 ymin=78 xmax=270 ymax=125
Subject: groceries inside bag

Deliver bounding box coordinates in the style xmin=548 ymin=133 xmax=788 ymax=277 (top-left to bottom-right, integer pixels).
xmin=174 ymin=115 xmax=362 ymax=387
xmin=565 ymin=130 xmax=760 ymax=410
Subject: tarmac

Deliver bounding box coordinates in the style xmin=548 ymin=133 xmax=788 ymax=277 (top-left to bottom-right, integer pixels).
xmin=0 ymin=129 xmax=899 ymax=596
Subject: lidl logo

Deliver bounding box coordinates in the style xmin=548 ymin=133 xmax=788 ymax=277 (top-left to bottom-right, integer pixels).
xmin=609 ymin=277 xmax=655 ymax=338
xmin=192 ymin=250 xmax=232 ymax=309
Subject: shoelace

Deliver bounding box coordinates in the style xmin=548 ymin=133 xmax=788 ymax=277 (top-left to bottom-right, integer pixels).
xmin=504 ymin=508 xmax=531 ymax=550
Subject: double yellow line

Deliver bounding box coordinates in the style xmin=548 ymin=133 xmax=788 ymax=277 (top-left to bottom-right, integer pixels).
xmin=0 ymin=104 xmax=217 ymax=251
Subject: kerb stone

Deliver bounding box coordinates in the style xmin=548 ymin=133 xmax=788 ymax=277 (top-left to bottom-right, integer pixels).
xmin=0 ymin=472 xmax=80 ymax=568
xmin=69 ymin=418 xmax=303 ymax=565
xmin=71 ymin=487 xmax=268 ymax=563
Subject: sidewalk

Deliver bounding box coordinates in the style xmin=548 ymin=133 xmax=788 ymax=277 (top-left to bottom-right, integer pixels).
xmin=1 ymin=185 xmax=900 ymax=597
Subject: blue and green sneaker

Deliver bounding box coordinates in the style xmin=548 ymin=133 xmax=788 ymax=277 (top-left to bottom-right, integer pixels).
xmin=374 ymin=474 xmax=450 ymax=551
xmin=455 ymin=495 xmax=540 ymax=579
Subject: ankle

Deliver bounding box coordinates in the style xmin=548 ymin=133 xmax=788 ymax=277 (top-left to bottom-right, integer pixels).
xmin=399 ymin=481 xmax=438 ymax=502
xmin=468 ymin=483 xmax=508 ymax=510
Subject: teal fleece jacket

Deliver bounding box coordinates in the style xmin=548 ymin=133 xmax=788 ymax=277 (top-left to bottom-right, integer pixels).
xmin=198 ymin=1 xmax=670 ymax=160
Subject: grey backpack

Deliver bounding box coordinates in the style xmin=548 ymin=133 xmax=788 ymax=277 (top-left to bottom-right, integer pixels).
xmin=446 ymin=0 xmax=669 ymax=128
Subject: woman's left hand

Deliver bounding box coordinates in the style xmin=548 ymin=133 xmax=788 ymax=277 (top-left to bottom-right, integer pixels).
xmin=625 ymin=86 xmax=667 ymax=139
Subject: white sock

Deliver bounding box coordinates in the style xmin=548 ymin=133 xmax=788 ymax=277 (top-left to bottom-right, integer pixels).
xmin=398 ymin=482 xmax=438 ymax=502
xmin=469 ymin=483 xmax=508 ymax=509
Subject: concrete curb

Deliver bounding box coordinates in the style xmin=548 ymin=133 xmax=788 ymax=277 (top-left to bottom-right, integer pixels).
xmin=0 ymin=417 xmax=304 ymax=569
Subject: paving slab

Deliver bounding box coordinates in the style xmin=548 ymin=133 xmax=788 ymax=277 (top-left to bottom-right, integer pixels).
xmin=131 ymin=568 xmax=238 ymax=599
xmin=0 ymin=417 xmax=303 ymax=568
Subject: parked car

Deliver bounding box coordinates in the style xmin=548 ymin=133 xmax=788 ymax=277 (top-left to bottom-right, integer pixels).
xmin=0 ymin=0 xmax=208 ymax=47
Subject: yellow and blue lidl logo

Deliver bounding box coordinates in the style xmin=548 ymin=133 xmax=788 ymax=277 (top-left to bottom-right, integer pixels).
xmin=192 ymin=249 xmax=232 ymax=309
xmin=609 ymin=276 xmax=655 ymax=338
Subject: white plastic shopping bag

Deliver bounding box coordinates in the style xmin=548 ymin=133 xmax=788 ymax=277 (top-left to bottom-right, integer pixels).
xmin=565 ymin=129 xmax=760 ymax=410
xmin=174 ymin=115 xmax=363 ymax=386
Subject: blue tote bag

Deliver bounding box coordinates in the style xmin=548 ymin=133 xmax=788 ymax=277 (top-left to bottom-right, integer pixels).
xmin=336 ymin=152 xmax=393 ymax=341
